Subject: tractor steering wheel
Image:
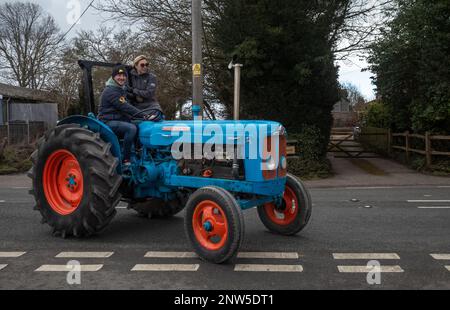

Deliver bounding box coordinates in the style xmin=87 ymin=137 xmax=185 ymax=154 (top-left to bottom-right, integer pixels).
xmin=130 ymin=108 xmax=158 ymax=120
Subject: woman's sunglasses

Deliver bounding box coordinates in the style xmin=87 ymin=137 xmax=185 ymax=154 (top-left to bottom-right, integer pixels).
xmin=140 ymin=63 xmax=150 ymax=68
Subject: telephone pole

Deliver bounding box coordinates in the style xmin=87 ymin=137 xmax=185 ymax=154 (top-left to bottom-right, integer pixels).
xmin=192 ymin=0 xmax=203 ymax=120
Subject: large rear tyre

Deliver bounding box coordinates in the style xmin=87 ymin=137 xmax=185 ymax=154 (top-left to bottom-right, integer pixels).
xmin=28 ymin=124 xmax=122 ymax=238
xmin=184 ymin=187 xmax=244 ymax=264
xmin=128 ymin=192 xmax=188 ymax=219
xmin=257 ymin=174 xmax=312 ymax=236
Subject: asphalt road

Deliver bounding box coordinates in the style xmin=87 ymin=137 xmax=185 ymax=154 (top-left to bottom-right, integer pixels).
xmin=0 ymin=184 xmax=449 ymax=290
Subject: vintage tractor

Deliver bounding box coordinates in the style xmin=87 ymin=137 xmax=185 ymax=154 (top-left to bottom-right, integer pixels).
xmin=28 ymin=60 xmax=312 ymax=264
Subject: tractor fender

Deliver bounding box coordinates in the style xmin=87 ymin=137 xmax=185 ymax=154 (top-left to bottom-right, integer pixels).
xmin=57 ymin=115 xmax=122 ymax=162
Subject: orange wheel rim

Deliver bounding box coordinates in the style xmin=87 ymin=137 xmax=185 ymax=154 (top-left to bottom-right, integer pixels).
xmin=43 ymin=150 xmax=84 ymax=215
xmin=192 ymin=200 xmax=229 ymax=251
xmin=264 ymin=185 xmax=299 ymax=226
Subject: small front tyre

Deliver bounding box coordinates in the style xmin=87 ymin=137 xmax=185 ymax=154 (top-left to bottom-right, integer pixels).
xmin=184 ymin=187 xmax=244 ymax=264
xmin=257 ymin=174 xmax=312 ymax=236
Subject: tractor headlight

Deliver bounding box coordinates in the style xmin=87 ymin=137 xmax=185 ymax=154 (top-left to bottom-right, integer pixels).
xmin=265 ymin=156 xmax=277 ymax=171
xmin=280 ymin=156 xmax=287 ymax=170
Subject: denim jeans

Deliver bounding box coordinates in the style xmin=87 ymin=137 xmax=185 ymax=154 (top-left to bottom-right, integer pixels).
xmin=106 ymin=121 xmax=137 ymax=161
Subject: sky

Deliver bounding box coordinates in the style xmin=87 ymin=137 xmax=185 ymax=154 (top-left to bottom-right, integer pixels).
xmin=1 ymin=0 xmax=376 ymax=100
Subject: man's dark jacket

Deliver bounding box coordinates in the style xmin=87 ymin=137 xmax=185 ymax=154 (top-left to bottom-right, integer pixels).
xmin=98 ymin=78 xmax=145 ymax=122
xmin=129 ymin=69 xmax=162 ymax=111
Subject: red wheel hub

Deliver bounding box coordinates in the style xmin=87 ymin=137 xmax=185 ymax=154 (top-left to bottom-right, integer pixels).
xmin=43 ymin=150 xmax=84 ymax=215
xmin=192 ymin=200 xmax=229 ymax=251
xmin=264 ymin=185 xmax=299 ymax=226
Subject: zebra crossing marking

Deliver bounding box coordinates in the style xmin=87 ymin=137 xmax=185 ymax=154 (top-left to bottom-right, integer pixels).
xmin=0 ymin=252 xmax=26 ymax=258
xmin=333 ymin=253 xmax=400 ymax=260
xmin=131 ymin=264 xmax=200 ymax=272
xmin=337 ymin=265 xmax=404 ymax=273
xmin=430 ymin=254 xmax=450 ymax=260
xmin=0 ymin=264 xmax=7 ymax=271
xmin=35 ymin=264 xmax=103 ymax=272
xmin=234 ymin=264 xmax=303 ymax=273
xmin=237 ymin=252 xmax=299 ymax=259
xmin=56 ymin=252 xmax=114 ymax=258
xmin=144 ymin=252 xmax=197 ymax=258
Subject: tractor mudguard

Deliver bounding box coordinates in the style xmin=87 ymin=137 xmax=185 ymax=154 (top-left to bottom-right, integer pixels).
xmin=57 ymin=115 xmax=122 ymax=162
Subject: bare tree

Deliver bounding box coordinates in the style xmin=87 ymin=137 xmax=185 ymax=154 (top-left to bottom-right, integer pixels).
xmin=0 ymin=2 xmax=63 ymax=89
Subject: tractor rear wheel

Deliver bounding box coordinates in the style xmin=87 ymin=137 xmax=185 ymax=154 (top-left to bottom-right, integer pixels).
xmin=128 ymin=191 xmax=188 ymax=219
xmin=184 ymin=186 xmax=244 ymax=264
xmin=257 ymin=174 xmax=312 ymax=236
xmin=28 ymin=124 xmax=122 ymax=238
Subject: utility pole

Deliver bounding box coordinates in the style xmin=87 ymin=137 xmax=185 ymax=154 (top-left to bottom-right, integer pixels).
xmin=192 ymin=0 xmax=203 ymax=120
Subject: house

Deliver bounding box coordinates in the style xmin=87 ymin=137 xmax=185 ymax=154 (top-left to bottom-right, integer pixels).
xmin=0 ymin=83 xmax=59 ymax=127
xmin=332 ymin=97 xmax=357 ymax=128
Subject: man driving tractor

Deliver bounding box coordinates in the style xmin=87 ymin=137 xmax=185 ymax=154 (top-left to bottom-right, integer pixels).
xmin=98 ymin=65 xmax=157 ymax=167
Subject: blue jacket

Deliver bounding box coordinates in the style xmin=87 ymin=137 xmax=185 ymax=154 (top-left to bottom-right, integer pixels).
xmin=98 ymin=78 xmax=145 ymax=122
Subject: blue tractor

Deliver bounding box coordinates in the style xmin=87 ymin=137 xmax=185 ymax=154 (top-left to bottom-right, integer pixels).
xmin=29 ymin=60 xmax=312 ymax=264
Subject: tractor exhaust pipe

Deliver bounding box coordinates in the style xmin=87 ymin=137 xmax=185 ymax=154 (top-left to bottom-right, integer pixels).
xmin=229 ymin=58 xmax=243 ymax=179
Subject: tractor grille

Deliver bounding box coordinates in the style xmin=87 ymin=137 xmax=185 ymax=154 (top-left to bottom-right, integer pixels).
xmin=263 ymin=134 xmax=287 ymax=180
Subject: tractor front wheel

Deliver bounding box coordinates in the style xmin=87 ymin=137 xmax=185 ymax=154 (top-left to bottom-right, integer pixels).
xmin=257 ymin=174 xmax=312 ymax=236
xmin=184 ymin=187 xmax=244 ymax=264
xmin=29 ymin=124 xmax=122 ymax=238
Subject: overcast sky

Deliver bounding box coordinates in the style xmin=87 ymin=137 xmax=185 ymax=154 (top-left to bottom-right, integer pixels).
xmin=1 ymin=0 xmax=376 ymax=100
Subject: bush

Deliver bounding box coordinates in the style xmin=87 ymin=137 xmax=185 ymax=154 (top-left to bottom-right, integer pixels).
xmin=288 ymin=157 xmax=333 ymax=180
xmin=362 ymin=101 xmax=391 ymax=129
xmin=0 ymin=145 xmax=34 ymax=175
xmin=287 ymin=125 xmax=333 ymax=179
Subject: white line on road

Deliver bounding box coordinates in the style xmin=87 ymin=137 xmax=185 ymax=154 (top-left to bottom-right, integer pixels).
xmin=0 ymin=252 xmax=26 ymax=258
xmin=56 ymin=252 xmax=114 ymax=258
xmin=431 ymin=254 xmax=450 ymax=260
xmin=0 ymin=200 xmax=5 ymax=203
xmin=408 ymin=200 xmax=450 ymax=203
xmin=132 ymin=264 xmax=200 ymax=272
xmin=418 ymin=207 xmax=450 ymax=209
xmin=337 ymin=265 xmax=404 ymax=273
xmin=0 ymin=264 xmax=7 ymax=271
xmin=446 ymin=266 xmax=450 ymax=272
xmin=345 ymin=187 xmax=394 ymax=190
xmin=333 ymin=253 xmax=400 ymax=260
xmin=35 ymin=265 xmax=103 ymax=272
xmin=237 ymin=252 xmax=299 ymax=259
xmin=144 ymin=252 xmax=197 ymax=258
xmin=115 ymin=207 xmax=128 ymax=209
xmin=234 ymin=264 xmax=303 ymax=272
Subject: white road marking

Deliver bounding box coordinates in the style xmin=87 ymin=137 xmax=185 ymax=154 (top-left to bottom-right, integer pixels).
xmin=446 ymin=266 xmax=450 ymax=272
xmin=338 ymin=265 xmax=404 ymax=273
xmin=418 ymin=207 xmax=450 ymax=209
xmin=0 ymin=264 xmax=7 ymax=271
xmin=0 ymin=252 xmax=26 ymax=258
xmin=408 ymin=200 xmax=450 ymax=203
xmin=234 ymin=264 xmax=303 ymax=272
xmin=431 ymin=254 xmax=450 ymax=260
xmin=345 ymin=187 xmax=394 ymax=190
xmin=56 ymin=252 xmax=114 ymax=258
xmin=0 ymin=200 xmax=5 ymax=203
xmin=35 ymin=265 xmax=103 ymax=272
xmin=237 ymin=252 xmax=299 ymax=259
xmin=115 ymin=207 xmax=128 ymax=209
xmin=144 ymin=252 xmax=197 ymax=258
xmin=132 ymin=264 xmax=199 ymax=272
xmin=333 ymin=253 xmax=400 ymax=260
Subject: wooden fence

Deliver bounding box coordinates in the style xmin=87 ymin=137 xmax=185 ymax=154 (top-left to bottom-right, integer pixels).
xmin=359 ymin=127 xmax=450 ymax=167
xmin=391 ymin=131 xmax=450 ymax=167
